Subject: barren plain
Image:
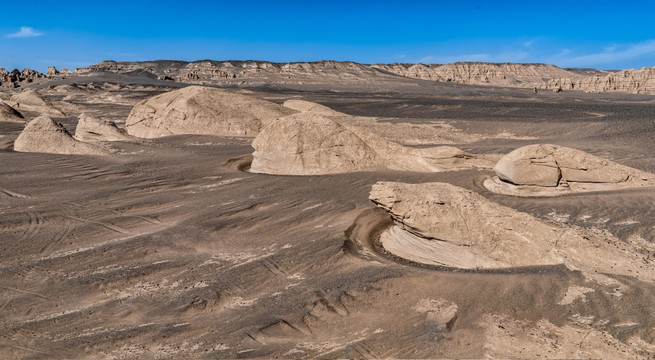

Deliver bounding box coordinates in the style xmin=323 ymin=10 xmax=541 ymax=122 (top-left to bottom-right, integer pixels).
xmin=2 ymin=62 xmax=655 ymax=359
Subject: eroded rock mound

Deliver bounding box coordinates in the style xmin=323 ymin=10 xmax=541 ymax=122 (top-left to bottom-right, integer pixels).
xmin=0 ymin=102 xmax=24 ymax=122
xmin=369 ymin=181 xmax=655 ymax=280
xmin=74 ymin=113 xmax=132 ymax=142
xmin=251 ymin=112 xmax=381 ymax=175
xmin=125 ymin=86 xmax=296 ymax=138
xmin=14 ymin=116 xmax=109 ymax=155
xmin=250 ymin=111 xmax=488 ymax=175
xmin=486 ymin=144 xmax=655 ymax=196
xmin=9 ymin=90 xmax=65 ymax=116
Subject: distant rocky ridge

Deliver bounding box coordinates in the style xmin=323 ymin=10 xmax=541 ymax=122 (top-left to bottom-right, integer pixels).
xmin=75 ymin=60 xmax=655 ymax=94
xmin=0 ymin=68 xmax=45 ymax=88
xmin=372 ymin=62 xmax=604 ymax=88
xmin=543 ymin=66 xmax=655 ymax=94
xmin=75 ymin=60 xmax=388 ymax=86
xmin=77 ymin=60 xmax=598 ymax=89
xmin=4 ymin=60 xmax=655 ymax=94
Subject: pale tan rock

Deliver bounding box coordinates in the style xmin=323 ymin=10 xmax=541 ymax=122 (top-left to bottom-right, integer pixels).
xmin=494 ymin=145 xmax=561 ymax=186
xmin=76 ymin=60 xmax=385 ymax=87
xmin=0 ymin=101 xmax=24 ymax=122
xmin=370 ymin=181 xmax=559 ymax=268
xmin=125 ymin=86 xmax=295 ymax=138
xmin=487 ymin=144 xmax=655 ymax=195
xmin=251 ymin=112 xmax=381 ymax=175
xmin=544 ymin=66 xmax=655 ymax=94
xmin=47 ymin=66 xmax=58 ymax=77
xmin=282 ymin=99 xmax=340 ymax=115
xmin=14 ymin=116 xmax=109 ymax=155
xmin=479 ymin=314 xmax=654 ymax=359
xmin=370 ymin=181 xmax=655 ymax=280
xmin=74 ymin=113 xmax=132 ymax=142
xmin=372 ymin=62 xmax=595 ymax=88
xmin=8 ymin=89 xmax=65 ymax=116
xmin=250 ymin=111 xmax=488 ymax=175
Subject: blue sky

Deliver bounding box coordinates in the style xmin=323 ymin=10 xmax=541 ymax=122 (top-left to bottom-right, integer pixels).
xmin=2 ymin=0 xmax=655 ymax=72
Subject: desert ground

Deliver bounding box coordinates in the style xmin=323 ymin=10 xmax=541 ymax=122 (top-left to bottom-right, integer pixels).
xmin=2 ymin=63 xmax=655 ymax=359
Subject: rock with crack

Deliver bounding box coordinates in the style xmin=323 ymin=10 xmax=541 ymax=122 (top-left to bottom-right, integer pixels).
xmin=369 ymin=181 xmax=655 ymax=280
xmin=486 ymin=144 xmax=655 ymax=196
xmin=0 ymin=101 xmax=24 ymax=122
xmin=74 ymin=113 xmax=133 ymax=142
xmin=14 ymin=115 xmax=110 ymax=155
xmin=250 ymin=111 xmax=490 ymax=175
xmin=125 ymin=85 xmax=296 ymax=138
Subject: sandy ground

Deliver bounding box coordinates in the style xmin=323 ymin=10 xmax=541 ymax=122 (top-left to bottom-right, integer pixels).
xmin=2 ymin=74 xmax=655 ymax=358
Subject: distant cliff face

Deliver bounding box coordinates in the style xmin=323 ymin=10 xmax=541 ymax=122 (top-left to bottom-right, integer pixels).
xmin=71 ymin=60 xmax=655 ymax=95
xmin=372 ymin=62 xmax=600 ymax=87
xmin=75 ymin=60 xmax=390 ymax=86
xmin=543 ymin=67 xmax=655 ymax=94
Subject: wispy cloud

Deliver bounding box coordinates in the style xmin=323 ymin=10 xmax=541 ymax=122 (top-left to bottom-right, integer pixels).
xmin=7 ymin=27 xmax=44 ymax=38
xmin=551 ymin=40 xmax=655 ymax=68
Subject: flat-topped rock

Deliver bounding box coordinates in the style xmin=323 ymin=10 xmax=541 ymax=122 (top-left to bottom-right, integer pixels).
xmin=14 ymin=116 xmax=109 ymax=155
xmin=125 ymin=86 xmax=296 ymax=138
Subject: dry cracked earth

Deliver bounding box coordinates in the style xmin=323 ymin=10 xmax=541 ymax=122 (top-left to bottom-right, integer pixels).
xmin=2 ymin=73 xmax=655 ymax=359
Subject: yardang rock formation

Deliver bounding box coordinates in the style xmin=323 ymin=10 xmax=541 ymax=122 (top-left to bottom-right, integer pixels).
xmin=14 ymin=115 xmax=109 ymax=155
xmin=250 ymin=103 xmax=490 ymax=175
xmin=370 ymin=181 xmax=655 ymax=281
xmin=0 ymin=102 xmax=24 ymax=122
xmin=544 ymin=66 xmax=655 ymax=94
xmin=8 ymin=89 xmax=65 ymax=117
xmin=125 ymin=86 xmax=296 ymax=138
xmin=74 ymin=113 xmax=133 ymax=142
xmin=372 ymin=62 xmax=600 ymax=87
xmin=484 ymin=144 xmax=655 ymax=196
xmin=70 ymin=59 xmax=655 ymax=95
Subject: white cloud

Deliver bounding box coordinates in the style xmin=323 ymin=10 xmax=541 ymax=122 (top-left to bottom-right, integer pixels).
xmin=552 ymin=40 xmax=655 ymax=68
xmin=7 ymin=27 xmax=44 ymax=38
